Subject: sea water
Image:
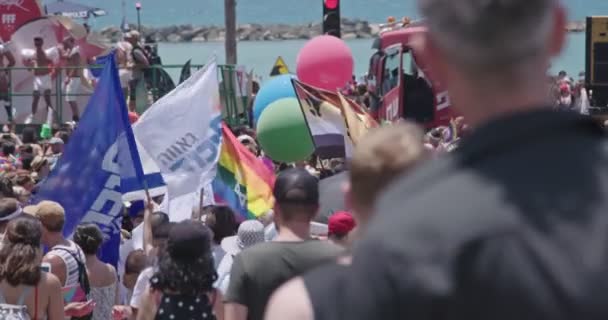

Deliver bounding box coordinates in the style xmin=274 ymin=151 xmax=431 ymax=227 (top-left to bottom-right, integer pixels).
xmin=76 ymin=0 xmax=607 ymax=27
xmin=75 ymin=0 xmax=601 ymax=81
xmin=157 ymin=33 xmax=586 ymax=82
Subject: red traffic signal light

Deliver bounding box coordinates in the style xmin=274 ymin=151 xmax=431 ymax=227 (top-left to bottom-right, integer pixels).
xmin=324 ymin=0 xmax=338 ymax=10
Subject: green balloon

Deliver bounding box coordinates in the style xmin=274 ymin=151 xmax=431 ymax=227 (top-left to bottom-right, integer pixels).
xmin=256 ymin=97 xmax=314 ymax=162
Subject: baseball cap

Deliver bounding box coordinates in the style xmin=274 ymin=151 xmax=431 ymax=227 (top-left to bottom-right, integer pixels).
xmin=49 ymin=137 xmax=64 ymax=145
xmin=328 ymin=211 xmax=356 ymax=237
xmin=167 ymin=221 xmax=212 ymax=262
xmin=221 ymin=220 xmax=265 ymax=255
xmin=273 ymin=168 xmax=319 ymax=205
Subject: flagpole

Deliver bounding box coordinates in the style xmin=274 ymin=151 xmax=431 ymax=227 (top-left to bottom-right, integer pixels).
xmin=143 ymin=180 xmax=151 ymax=203
xmin=193 ymin=187 xmax=205 ymax=220
xmin=291 ymin=79 xmax=319 ymax=158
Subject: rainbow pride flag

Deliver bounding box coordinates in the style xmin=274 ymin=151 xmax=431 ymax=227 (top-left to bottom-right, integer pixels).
xmin=212 ymin=123 xmax=275 ymax=220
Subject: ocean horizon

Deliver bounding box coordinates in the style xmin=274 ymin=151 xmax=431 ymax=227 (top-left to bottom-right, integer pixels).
xmin=157 ymin=33 xmax=586 ymax=84
xmin=65 ymin=0 xmax=607 ymax=28
xmin=65 ymin=0 xmax=603 ymax=83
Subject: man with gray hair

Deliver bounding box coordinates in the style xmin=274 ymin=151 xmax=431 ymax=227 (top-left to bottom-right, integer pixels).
xmin=266 ymin=1 xmax=608 ymax=319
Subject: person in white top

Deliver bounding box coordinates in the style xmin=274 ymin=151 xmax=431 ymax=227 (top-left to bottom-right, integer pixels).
xmin=215 ymin=220 xmax=265 ymax=294
xmin=129 ymin=210 xmax=171 ymax=318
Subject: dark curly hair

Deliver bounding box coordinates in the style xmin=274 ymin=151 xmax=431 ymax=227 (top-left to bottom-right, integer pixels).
xmin=204 ymin=205 xmax=237 ymax=244
xmin=73 ymin=223 xmax=104 ymax=255
xmin=0 ymin=217 xmax=42 ymax=286
xmin=21 ymin=127 xmax=38 ymax=145
xmin=150 ymin=244 xmax=217 ymax=296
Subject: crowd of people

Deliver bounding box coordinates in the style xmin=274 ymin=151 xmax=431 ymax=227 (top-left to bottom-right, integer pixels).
xmin=0 ymin=96 xmax=427 ymax=320
xmin=0 ymin=29 xmax=155 ymax=126
xmin=550 ymin=70 xmax=590 ymax=114
xmin=0 ymin=0 xmax=607 ymax=320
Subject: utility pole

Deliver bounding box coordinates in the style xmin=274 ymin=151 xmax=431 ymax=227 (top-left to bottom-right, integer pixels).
xmin=224 ymin=0 xmax=237 ymax=65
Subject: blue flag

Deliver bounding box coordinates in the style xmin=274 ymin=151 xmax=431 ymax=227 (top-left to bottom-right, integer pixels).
xmin=34 ymin=53 xmax=144 ymax=266
xmin=89 ymin=54 xmax=113 ymax=78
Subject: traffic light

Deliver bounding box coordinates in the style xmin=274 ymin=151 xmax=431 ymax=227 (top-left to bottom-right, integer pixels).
xmin=323 ymin=0 xmax=340 ymax=38
xmin=586 ymin=16 xmax=608 ymax=107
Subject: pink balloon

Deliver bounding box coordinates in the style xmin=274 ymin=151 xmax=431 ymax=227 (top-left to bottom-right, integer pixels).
xmin=296 ymin=35 xmax=354 ymax=91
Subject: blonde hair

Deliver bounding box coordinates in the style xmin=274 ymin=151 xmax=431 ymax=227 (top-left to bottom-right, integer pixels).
xmin=350 ymin=122 xmax=427 ymax=214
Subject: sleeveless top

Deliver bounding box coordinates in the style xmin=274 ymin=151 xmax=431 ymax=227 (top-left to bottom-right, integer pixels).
xmin=49 ymin=241 xmax=86 ymax=287
xmin=90 ymin=284 xmax=116 ymax=320
xmin=0 ymin=286 xmax=35 ymax=320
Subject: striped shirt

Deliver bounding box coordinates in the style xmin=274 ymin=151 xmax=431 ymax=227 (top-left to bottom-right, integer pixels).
xmin=49 ymin=240 xmax=86 ymax=287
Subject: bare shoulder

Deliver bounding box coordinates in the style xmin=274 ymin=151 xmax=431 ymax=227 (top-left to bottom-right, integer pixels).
xmin=42 ymin=272 xmax=62 ymax=291
xmin=106 ymin=263 xmax=117 ymax=278
xmin=43 ymin=254 xmax=64 ymax=269
xmin=265 ymin=277 xmax=313 ymax=320
xmin=104 ymin=263 xmax=118 ymax=283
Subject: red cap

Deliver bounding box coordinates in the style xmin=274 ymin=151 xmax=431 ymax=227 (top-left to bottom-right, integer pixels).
xmin=328 ymin=211 xmax=356 ymax=237
xmin=128 ymin=112 xmax=140 ymax=124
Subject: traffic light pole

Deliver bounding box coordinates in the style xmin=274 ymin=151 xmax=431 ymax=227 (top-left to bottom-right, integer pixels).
xmin=322 ymin=0 xmax=341 ymax=38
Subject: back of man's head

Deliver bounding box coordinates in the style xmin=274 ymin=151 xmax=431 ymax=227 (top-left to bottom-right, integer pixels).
xmin=350 ymin=123 xmax=427 ymax=221
xmin=273 ymin=168 xmax=319 ymax=223
xmin=35 ymin=200 xmax=65 ymax=233
xmin=420 ymin=0 xmax=564 ymax=78
xmin=151 ymin=211 xmax=170 ymax=240
xmin=125 ymin=249 xmax=147 ymax=276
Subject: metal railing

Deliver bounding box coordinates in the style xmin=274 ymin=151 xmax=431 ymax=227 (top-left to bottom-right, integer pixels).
xmin=0 ymin=64 xmax=251 ymax=127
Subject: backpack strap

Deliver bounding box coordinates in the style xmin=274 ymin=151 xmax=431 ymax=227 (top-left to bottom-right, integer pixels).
xmin=53 ymin=247 xmax=91 ymax=296
xmin=0 ymin=288 xmax=6 ymax=304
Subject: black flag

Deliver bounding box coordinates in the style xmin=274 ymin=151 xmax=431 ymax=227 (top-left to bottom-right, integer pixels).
xmin=179 ymin=59 xmax=192 ymax=84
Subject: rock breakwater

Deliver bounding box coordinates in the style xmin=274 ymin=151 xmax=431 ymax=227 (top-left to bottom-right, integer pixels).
xmin=98 ymin=18 xmax=587 ymax=43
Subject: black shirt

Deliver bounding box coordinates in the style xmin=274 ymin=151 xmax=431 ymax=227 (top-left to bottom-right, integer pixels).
xmin=307 ymin=109 xmax=608 ymax=320
xmin=225 ymin=240 xmax=342 ymax=320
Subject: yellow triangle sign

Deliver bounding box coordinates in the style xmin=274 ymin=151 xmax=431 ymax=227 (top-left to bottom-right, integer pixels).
xmin=270 ymin=56 xmax=290 ymax=76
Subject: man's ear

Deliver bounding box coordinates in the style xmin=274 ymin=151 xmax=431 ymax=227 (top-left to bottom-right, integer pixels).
xmin=412 ymin=32 xmax=449 ymax=86
xmin=548 ymin=4 xmax=567 ymax=58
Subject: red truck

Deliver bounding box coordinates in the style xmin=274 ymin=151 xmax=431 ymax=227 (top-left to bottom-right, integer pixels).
xmin=367 ymin=20 xmax=454 ymax=128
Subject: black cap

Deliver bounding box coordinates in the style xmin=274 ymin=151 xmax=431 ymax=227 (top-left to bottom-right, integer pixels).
xmin=273 ymin=168 xmax=319 ymax=205
xmin=167 ymin=221 xmax=212 ymax=262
